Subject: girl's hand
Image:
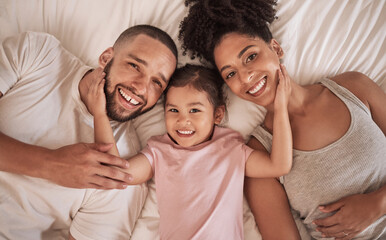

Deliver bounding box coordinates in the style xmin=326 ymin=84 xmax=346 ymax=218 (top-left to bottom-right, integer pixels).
xmin=85 ymin=68 xmax=107 ymax=117
xmin=274 ymin=64 xmax=291 ymax=110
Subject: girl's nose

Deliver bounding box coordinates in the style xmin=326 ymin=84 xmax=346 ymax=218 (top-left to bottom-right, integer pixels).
xmin=177 ymin=114 xmax=191 ymax=124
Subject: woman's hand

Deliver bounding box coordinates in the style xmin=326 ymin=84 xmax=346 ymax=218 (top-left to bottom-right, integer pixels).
xmin=313 ymin=189 xmax=385 ymax=240
xmin=274 ymin=64 xmax=292 ymax=110
xmin=84 ymin=67 xmax=107 ymax=117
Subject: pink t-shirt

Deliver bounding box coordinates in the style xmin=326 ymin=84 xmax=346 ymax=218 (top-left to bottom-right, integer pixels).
xmin=141 ymin=126 xmax=254 ymax=240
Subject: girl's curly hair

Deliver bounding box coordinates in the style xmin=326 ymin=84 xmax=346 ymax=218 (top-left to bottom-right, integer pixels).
xmin=179 ymin=0 xmax=277 ymax=64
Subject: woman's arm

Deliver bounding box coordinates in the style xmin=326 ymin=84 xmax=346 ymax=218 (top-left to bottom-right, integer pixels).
xmin=313 ymin=72 xmax=386 ymax=238
xmin=314 ymin=184 xmax=386 ymax=239
xmin=245 ymin=64 xmax=293 ymax=178
xmin=332 ymin=71 xmax=386 ymax=134
xmin=245 ymin=176 xmax=300 ymax=239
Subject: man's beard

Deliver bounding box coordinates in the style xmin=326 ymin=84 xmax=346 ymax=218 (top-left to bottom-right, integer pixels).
xmin=103 ymin=59 xmax=154 ymax=122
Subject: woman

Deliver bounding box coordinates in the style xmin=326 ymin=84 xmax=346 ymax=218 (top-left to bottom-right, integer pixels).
xmin=178 ymin=0 xmax=386 ymax=239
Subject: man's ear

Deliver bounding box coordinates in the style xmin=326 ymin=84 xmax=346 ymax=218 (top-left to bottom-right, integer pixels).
xmin=270 ymin=39 xmax=284 ymax=59
xmin=99 ymin=47 xmax=114 ymax=68
xmin=214 ymin=105 xmax=225 ymax=125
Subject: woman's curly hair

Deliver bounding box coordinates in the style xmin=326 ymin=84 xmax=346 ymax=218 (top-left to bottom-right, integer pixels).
xmin=179 ymin=0 xmax=277 ymax=64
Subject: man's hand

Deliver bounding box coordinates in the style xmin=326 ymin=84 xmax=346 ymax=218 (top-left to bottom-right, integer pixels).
xmin=43 ymin=143 xmax=133 ymax=189
xmin=313 ymin=192 xmax=384 ymax=240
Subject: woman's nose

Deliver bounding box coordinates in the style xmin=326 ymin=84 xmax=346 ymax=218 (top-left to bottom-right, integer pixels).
xmin=239 ymin=69 xmax=254 ymax=84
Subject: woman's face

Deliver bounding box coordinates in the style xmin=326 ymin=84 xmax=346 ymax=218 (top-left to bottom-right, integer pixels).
xmin=213 ymin=33 xmax=283 ymax=107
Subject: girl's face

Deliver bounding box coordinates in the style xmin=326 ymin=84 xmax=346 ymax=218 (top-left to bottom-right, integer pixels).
xmin=165 ymin=85 xmax=224 ymax=147
xmin=213 ymin=33 xmax=283 ymax=107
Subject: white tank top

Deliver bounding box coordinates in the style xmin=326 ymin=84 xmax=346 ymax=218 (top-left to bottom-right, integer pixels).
xmin=251 ymin=78 xmax=386 ymax=239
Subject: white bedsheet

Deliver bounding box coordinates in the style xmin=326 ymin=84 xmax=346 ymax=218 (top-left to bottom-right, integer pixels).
xmin=0 ymin=0 xmax=384 ymax=239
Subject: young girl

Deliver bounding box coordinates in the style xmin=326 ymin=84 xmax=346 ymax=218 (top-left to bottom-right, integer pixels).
xmin=86 ymin=63 xmax=292 ymax=239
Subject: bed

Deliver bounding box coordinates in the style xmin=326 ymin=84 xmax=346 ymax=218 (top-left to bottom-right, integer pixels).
xmin=1 ymin=0 xmax=384 ymax=239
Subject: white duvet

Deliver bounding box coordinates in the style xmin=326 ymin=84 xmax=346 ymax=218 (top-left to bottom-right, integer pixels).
xmin=1 ymin=0 xmax=384 ymax=239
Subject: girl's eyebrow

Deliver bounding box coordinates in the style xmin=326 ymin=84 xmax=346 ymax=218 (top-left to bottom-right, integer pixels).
xmin=188 ymin=102 xmax=204 ymax=107
xmin=165 ymin=102 xmax=204 ymax=107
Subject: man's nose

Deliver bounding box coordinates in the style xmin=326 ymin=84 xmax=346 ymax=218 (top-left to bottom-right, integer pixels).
xmin=131 ymin=76 xmax=147 ymax=95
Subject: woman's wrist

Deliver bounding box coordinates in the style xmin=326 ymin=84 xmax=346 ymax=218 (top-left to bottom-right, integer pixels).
xmin=368 ymin=185 xmax=386 ymax=216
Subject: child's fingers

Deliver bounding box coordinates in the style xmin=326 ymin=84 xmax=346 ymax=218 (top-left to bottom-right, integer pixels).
xmin=97 ymin=79 xmax=106 ymax=94
xmin=89 ymin=71 xmax=106 ymax=94
xmin=278 ymin=64 xmax=291 ymax=91
xmin=93 ymin=67 xmax=104 ymax=77
xmin=277 ymin=66 xmax=284 ymax=83
xmin=277 ymin=64 xmax=286 ymax=81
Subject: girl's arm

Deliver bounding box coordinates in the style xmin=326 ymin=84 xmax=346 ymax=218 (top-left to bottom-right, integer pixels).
xmin=245 ymin=64 xmax=292 ymax=178
xmin=85 ymin=68 xmax=119 ymax=156
xmin=85 ymin=68 xmax=153 ymax=184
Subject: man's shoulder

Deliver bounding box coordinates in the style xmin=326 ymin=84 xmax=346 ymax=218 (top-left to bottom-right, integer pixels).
xmin=4 ymin=31 xmax=61 ymax=49
xmin=23 ymin=31 xmax=60 ymax=44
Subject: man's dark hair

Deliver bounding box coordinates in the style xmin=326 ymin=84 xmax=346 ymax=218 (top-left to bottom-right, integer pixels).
xmin=179 ymin=0 xmax=277 ymax=64
xmin=114 ymin=24 xmax=178 ymax=61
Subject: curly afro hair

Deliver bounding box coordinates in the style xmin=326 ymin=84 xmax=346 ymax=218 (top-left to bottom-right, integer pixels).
xmin=179 ymin=0 xmax=277 ymax=64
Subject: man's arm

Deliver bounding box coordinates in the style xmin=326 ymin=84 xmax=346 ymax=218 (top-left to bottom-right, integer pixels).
xmin=0 ymin=131 xmax=133 ymax=189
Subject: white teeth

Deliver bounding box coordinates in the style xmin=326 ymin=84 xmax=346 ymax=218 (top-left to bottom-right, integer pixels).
xmin=119 ymin=89 xmax=140 ymax=105
xmin=248 ymin=78 xmax=266 ymax=94
xmin=130 ymin=98 xmax=139 ymax=105
xmin=177 ymin=130 xmax=194 ymax=135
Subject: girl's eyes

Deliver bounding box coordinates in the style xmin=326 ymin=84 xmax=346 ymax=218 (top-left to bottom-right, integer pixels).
xmin=189 ymin=109 xmax=200 ymax=113
xmin=168 ymin=108 xmax=178 ymax=113
xmin=167 ymin=108 xmax=200 ymax=113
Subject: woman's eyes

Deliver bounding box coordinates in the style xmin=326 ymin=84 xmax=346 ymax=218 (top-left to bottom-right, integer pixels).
xmin=225 ymin=53 xmax=257 ymax=80
xmin=225 ymin=71 xmax=235 ymax=80
xmin=246 ymin=53 xmax=257 ymax=63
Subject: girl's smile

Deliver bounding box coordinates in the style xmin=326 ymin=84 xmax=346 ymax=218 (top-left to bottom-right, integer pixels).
xmin=165 ymin=85 xmax=223 ymax=147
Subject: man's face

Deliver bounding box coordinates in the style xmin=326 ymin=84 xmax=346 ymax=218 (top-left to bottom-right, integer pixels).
xmin=102 ymin=34 xmax=176 ymax=122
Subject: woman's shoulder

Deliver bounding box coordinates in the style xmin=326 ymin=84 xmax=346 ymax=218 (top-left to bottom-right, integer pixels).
xmin=329 ymin=71 xmax=375 ymax=108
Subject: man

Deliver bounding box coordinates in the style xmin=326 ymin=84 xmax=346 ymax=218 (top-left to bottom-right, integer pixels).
xmin=0 ymin=25 xmax=177 ymax=239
